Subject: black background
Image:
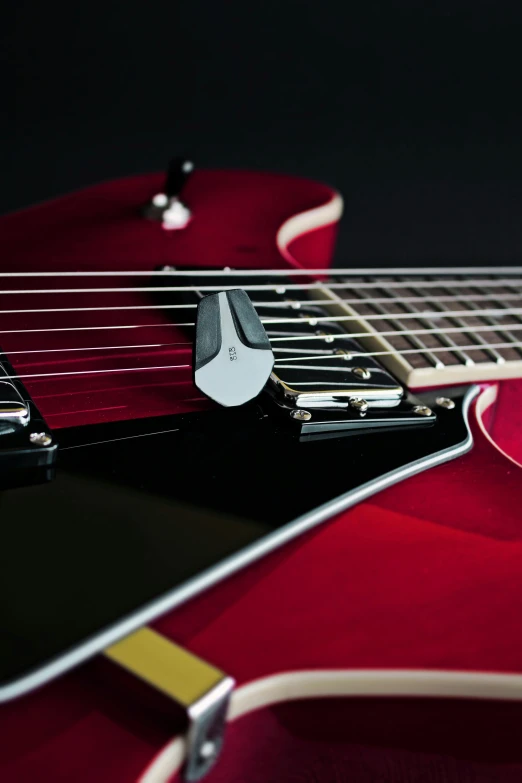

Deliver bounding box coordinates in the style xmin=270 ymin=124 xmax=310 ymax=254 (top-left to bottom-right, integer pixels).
xmin=3 ymin=1 xmax=522 ymax=265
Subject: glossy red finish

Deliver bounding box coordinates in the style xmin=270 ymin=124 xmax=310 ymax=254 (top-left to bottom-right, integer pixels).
xmin=190 ymin=698 xmax=522 ymax=782
xmin=1 ymin=172 xmax=522 ymax=782
xmin=0 ymin=171 xmax=337 ymax=428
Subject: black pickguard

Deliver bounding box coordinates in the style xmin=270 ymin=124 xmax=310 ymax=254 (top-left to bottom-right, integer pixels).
xmin=57 ymin=387 xmax=471 ymax=524
xmin=0 ymin=268 xmax=477 ymax=695
xmin=0 ymin=385 xmax=473 ymax=693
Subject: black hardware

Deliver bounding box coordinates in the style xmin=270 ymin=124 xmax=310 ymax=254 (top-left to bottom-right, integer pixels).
xmin=144 ymin=157 xmax=194 ymax=223
xmin=0 ymin=351 xmax=57 ymax=489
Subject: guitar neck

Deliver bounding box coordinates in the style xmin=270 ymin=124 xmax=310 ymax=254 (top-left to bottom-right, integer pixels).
xmin=318 ymin=268 xmax=522 ymax=388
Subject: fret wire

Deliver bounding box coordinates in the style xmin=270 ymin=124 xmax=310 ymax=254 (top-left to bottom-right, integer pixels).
xmin=390 ymin=278 xmax=449 ymax=368
xmin=355 ymin=279 xmax=444 ymax=369
xmin=469 ymin=295 xmax=522 ymax=355
xmin=404 ymin=278 xmax=474 ymax=367
xmin=441 ymin=277 xmax=505 ymax=364
xmin=503 ymin=281 xmax=522 ymax=352
xmin=485 ymin=282 xmax=522 ymax=359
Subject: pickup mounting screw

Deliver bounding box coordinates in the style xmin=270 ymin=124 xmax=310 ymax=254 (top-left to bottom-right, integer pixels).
xmin=349 ymin=397 xmax=369 ymax=415
xmin=199 ymin=740 xmax=217 ymax=761
xmin=352 ymin=366 xmax=371 ymax=380
xmin=436 ymin=396 xmax=455 ymax=409
xmin=30 ymin=432 xmax=52 ymax=446
xmin=317 ymin=331 xmax=334 ymax=343
xmin=413 ymin=405 xmax=433 ymax=417
xmin=290 ymin=409 xmax=312 ymax=422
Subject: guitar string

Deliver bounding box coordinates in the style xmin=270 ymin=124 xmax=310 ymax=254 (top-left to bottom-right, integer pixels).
xmin=2 ymin=277 xmax=522 ymax=294
xmin=5 ymin=339 xmax=522 ymax=381
xmin=2 ymin=291 xmax=522 ymax=315
xmin=3 ymin=269 xmax=522 ymax=391
xmin=5 ymin=322 xmax=522 ymax=357
xmin=3 ymin=342 xmax=190 ymax=356
xmin=0 ymin=266 xmax=521 ymax=277
xmin=272 ymin=341 xmax=522 ymax=364
xmin=3 ymin=274 xmax=522 ymax=369
xmin=0 ymin=323 xmax=174 ymax=335
xmin=4 ymin=306 xmax=522 ymax=329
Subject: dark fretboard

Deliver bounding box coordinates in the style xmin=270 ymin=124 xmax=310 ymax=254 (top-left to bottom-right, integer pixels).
xmin=320 ymin=270 xmax=522 ymax=387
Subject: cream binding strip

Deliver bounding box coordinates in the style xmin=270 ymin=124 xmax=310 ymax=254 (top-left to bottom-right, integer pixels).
xmin=314 ymin=285 xmax=522 ymax=389
xmin=276 ymin=191 xmax=344 ymax=264
xmin=140 ymin=667 xmax=522 ymax=783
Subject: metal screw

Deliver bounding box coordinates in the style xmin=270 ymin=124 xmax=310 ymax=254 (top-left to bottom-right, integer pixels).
xmin=413 ymin=405 xmax=433 ymax=417
xmin=290 ymin=409 xmax=312 ymax=422
xmin=199 ymin=740 xmax=217 ymax=760
xmin=352 ymin=366 xmax=371 ymax=380
xmin=436 ymin=396 xmax=455 ymax=410
xmin=30 ymin=432 xmax=52 ymax=446
xmin=349 ymin=397 xmax=369 ymax=415
xmin=335 ymin=349 xmax=351 ymax=360
xmin=287 ymin=300 xmax=301 ymax=310
xmin=152 ymin=193 xmax=168 ymax=208
xmin=317 ymin=331 xmax=334 ymax=343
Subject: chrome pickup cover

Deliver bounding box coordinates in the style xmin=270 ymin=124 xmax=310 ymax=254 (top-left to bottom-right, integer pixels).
xmin=0 ymin=351 xmax=56 ymax=489
xmin=0 ymin=369 xmax=30 ymax=425
xmin=261 ymin=301 xmax=404 ymax=410
xmin=156 ymin=268 xmax=405 ymax=412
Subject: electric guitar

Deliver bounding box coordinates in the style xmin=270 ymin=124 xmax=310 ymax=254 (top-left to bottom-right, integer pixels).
xmin=1 ymin=163 xmax=522 ymax=783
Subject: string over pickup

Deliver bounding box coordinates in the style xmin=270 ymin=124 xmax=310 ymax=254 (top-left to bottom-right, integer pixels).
xmin=0 ymin=377 xmax=29 ymax=424
xmin=0 ymin=351 xmax=56 ymax=489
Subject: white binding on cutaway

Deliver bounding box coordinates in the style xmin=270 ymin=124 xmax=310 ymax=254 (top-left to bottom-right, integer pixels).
xmin=140 ymin=667 xmax=522 ymax=782
xmin=475 ymin=383 xmax=522 ymax=468
xmin=276 ymin=191 xmax=344 ymax=264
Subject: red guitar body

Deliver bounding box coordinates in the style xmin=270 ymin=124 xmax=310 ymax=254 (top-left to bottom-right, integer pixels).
xmin=1 ymin=170 xmax=522 ymax=782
